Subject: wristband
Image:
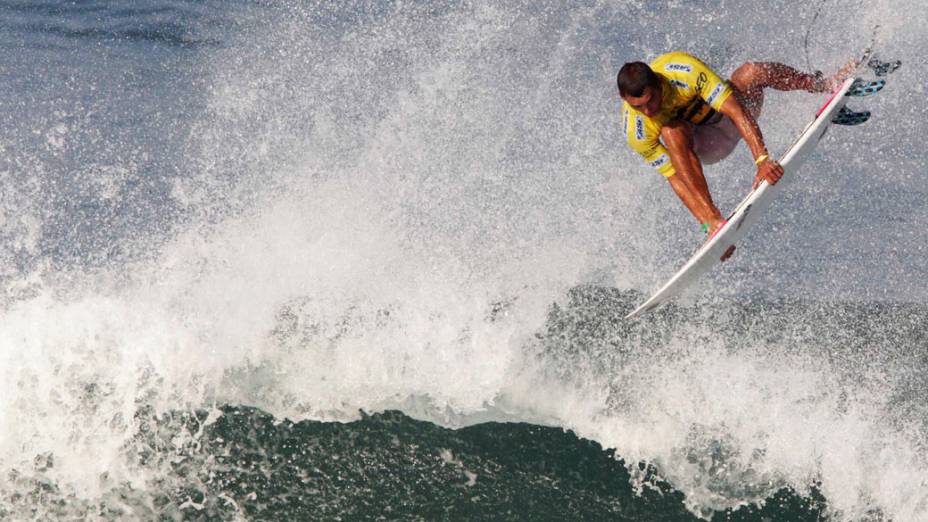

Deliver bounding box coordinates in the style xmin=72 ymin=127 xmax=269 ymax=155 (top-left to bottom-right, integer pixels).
xmin=754 ymin=154 xmax=769 ymax=165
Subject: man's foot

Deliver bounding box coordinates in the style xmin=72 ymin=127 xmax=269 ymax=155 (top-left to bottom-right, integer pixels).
xmin=703 ymin=219 xmax=735 ymax=261
xmin=706 ymin=218 xmax=727 ymax=240
xmin=811 ymin=59 xmax=859 ymax=93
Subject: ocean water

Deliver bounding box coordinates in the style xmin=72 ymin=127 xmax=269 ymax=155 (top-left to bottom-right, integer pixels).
xmin=0 ymin=0 xmax=926 ymax=520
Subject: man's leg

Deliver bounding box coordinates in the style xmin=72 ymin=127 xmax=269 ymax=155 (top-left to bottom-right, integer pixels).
xmin=728 ymin=61 xmax=854 ymax=112
xmin=728 ymin=62 xmax=817 ymax=113
xmin=660 ymin=120 xmax=724 ymax=233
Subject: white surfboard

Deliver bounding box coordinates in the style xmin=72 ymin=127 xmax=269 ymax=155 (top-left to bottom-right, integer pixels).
xmin=625 ymin=77 xmax=858 ymax=319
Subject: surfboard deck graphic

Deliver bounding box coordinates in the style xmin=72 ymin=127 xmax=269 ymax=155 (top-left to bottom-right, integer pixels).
xmin=625 ymin=77 xmax=861 ymax=319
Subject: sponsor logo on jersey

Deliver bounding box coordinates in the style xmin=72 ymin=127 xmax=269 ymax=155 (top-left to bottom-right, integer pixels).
xmin=706 ymin=83 xmax=725 ymax=105
xmin=669 ymin=79 xmax=690 ymax=90
xmin=665 ymin=63 xmax=692 ymax=73
xmin=649 ymin=154 xmax=669 ymax=169
xmin=696 ymin=72 xmax=708 ymax=91
xmin=635 ymin=115 xmax=645 ymax=141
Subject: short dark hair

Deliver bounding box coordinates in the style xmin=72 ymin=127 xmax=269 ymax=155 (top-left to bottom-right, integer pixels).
xmin=617 ymin=62 xmax=660 ymax=97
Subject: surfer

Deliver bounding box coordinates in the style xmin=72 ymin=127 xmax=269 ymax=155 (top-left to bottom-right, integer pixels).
xmin=618 ymin=51 xmax=850 ymax=238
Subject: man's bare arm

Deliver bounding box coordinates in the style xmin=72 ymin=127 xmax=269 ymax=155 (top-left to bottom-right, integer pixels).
xmin=717 ymin=95 xmax=784 ymax=188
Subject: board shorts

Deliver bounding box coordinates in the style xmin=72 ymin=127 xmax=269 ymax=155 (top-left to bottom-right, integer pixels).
xmin=693 ymin=98 xmax=763 ymax=165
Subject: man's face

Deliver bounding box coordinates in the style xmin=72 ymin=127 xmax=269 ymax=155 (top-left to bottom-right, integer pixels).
xmin=624 ymin=85 xmax=661 ymax=117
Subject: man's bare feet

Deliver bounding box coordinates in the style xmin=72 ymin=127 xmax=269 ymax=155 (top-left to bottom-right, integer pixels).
xmin=706 ymin=218 xmax=727 ymax=239
xmin=812 ymin=59 xmax=860 ymax=93
xmin=704 ymin=218 xmax=734 ymax=261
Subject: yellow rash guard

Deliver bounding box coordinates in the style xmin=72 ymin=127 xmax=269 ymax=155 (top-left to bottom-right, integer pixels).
xmin=622 ymin=51 xmax=733 ymax=177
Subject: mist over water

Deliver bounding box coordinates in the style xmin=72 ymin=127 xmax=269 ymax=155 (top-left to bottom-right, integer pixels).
xmin=0 ymin=0 xmax=926 ymax=519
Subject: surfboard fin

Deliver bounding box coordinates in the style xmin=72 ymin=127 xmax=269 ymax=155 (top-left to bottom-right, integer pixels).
xmin=832 ymin=106 xmax=870 ymax=126
xmin=846 ymin=79 xmax=884 ymax=97
xmin=867 ymin=57 xmax=901 ymax=77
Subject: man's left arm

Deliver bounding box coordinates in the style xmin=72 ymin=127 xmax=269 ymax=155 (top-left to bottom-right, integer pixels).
xmin=717 ymin=95 xmax=785 ymax=189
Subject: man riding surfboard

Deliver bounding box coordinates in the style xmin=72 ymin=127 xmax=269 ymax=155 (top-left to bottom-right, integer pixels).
xmin=618 ymin=52 xmax=852 ymax=243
